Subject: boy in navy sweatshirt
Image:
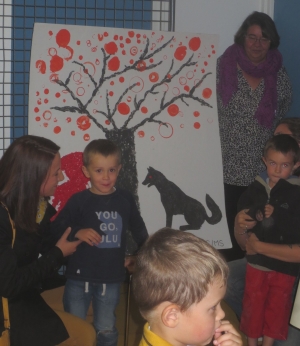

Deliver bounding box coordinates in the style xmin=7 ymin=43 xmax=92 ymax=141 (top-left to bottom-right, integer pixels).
xmin=52 ymin=139 xmax=148 ymax=346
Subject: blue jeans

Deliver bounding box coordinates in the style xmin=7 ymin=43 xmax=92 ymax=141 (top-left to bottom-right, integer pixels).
xmin=63 ymin=279 xmax=121 ymax=346
xmin=224 ymin=258 xmax=300 ymax=345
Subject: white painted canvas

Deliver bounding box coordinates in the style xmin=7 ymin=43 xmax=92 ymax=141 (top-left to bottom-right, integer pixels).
xmin=29 ymin=23 xmax=231 ymax=250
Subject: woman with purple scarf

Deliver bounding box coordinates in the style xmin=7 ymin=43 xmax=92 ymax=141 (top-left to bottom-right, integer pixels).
xmin=217 ymin=11 xmax=292 ymax=262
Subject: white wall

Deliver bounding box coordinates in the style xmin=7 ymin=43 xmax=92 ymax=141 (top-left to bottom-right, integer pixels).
xmin=175 ymin=0 xmax=274 ymax=57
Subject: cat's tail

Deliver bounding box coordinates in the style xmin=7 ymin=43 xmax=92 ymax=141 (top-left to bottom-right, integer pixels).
xmin=205 ymin=194 xmax=222 ymax=225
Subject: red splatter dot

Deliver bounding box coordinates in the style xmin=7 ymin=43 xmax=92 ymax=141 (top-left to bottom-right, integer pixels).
xmin=55 ymin=92 xmax=61 ymax=98
xmin=36 ymin=91 xmax=40 ymax=96
xmin=44 ymin=99 xmax=49 ymax=104
xmin=167 ymin=104 xmax=179 ymax=116
xmin=149 ymin=72 xmax=159 ymax=82
xmin=114 ymin=35 xmax=118 ymax=40
xmin=77 ymin=115 xmax=91 ymax=131
xmin=104 ymin=41 xmax=118 ymax=55
xmin=174 ymin=46 xmax=187 ymax=61
xmin=108 ymin=56 xmax=120 ymax=71
xmin=137 ymin=39 xmax=141 ymax=44
xmin=202 ymin=88 xmax=212 ymax=99
xmin=193 ymin=111 xmax=200 ymax=117
xmin=37 ymin=99 xmax=42 ymax=105
xmin=208 ymin=54 xmax=211 ymax=58
xmin=54 ymin=126 xmax=61 ymax=134
xmin=49 ymin=31 xmax=53 ymax=36
xmin=105 ymin=120 xmax=110 ymax=125
xmin=109 ymin=91 xmax=114 ymax=96
xmin=137 ymin=61 xmax=146 ymax=72
xmin=141 ymin=107 xmax=148 ymax=114
xmin=129 ymin=59 xmax=134 ymax=64
xmin=120 ymin=43 xmax=124 ymax=48
xmin=138 ymin=131 xmax=145 ymax=138
xmin=184 ymin=85 xmax=190 ymax=92
xmin=118 ymin=102 xmax=130 ymax=115
xmin=83 ymin=134 xmax=90 ymax=141
xmin=71 ymin=131 xmax=75 ymax=136
xmin=194 ymin=122 xmax=201 ymax=129
xmin=212 ymin=50 xmax=216 ymax=54
xmin=201 ymin=69 xmax=205 ymax=73
xmin=128 ymin=31 xmax=134 ymax=38
xmin=110 ymin=81 xmax=114 ymax=85
xmin=122 ymin=50 xmax=126 ymax=55
xmin=119 ymin=36 xmax=123 ymax=40
xmin=126 ymin=38 xmax=131 ymax=44
xmin=204 ymin=61 xmax=208 ymax=66
xmin=56 ymin=29 xmax=70 ymax=48
xmin=79 ymin=55 xmax=83 ymax=60
xmin=35 ymin=116 xmax=41 ymax=121
xmin=50 ymin=55 xmax=64 ymax=72
xmin=119 ymin=77 xmax=125 ymax=83
xmin=76 ymin=40 xmax=80 ymax=45
xmin=149 ymin=58 xmax=154 ymax=63
xmin=44 ymin=89 xmax=49 ymax=94
xmin=188 ymin=37 xmax=201 ymax=51
xmin=43 ymin=123 xmax=48 ymax=128
xmin=104 ymin=32 xmax=109 ymax=37
xmin=66 ymin=117 xmax=71 ymax=123
xmin=36 ymin=60 xmax=46 ymax=74
xmin=34 ymin=107 xmax=39 ymax=113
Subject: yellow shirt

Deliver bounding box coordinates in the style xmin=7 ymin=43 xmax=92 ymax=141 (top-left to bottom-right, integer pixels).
xmin=139 ymin=323 xmax=173 ymax=346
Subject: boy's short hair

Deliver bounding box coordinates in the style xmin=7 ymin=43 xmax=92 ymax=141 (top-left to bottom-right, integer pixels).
xmin=83 ymin=139 xmax=121 ymax=166
xmin=263 ymin=134 xmax=300 ymax=164
xmin=132 ymin=228 xmax=228 ymax=318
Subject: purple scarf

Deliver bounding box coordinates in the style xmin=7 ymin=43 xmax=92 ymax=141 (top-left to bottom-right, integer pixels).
xmin=217 ymin=44 xmax=283 ymax=128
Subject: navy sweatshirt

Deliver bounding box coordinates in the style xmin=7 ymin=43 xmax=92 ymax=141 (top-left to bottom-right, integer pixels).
xmin=51 ymin=188 xmax=148 ymax=283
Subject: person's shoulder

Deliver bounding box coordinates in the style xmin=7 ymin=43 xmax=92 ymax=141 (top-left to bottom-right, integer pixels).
xmin=115 ymin=188 xmax=133 ymax=199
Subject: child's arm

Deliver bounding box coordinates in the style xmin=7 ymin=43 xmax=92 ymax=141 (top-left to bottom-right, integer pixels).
xmin=213 ymin=320 xmax=242 ymax=346
xmin=75 ymin=228 xmax=102 ymax=246
xmin=246 ymin=233 xmax=300 ymax=262
xmin=264 ymin=204 xmax=274 ymax=218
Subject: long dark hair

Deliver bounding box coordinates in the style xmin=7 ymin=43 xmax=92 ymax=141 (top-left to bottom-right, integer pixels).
xmin=0 ymin=135 xmax=60 ymax=232
xmin=234 ymin=11 xmax=280 ymax=49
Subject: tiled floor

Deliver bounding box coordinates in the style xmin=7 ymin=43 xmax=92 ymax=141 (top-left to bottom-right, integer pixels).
xmin=42 ymin=281 xmax=247 ymax=346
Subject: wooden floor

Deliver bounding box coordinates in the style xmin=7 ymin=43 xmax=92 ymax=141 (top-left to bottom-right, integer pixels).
xmin=42 ymin=280 xmax=247 ymax=346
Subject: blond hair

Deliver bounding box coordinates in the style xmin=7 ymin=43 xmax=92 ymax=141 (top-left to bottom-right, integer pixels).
xmin=132 ymin=228 xmax=228 ymax=317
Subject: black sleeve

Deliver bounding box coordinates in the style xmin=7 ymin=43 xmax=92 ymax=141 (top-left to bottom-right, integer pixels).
xmin=50 ymin=194 xmax=83 ymax=242
xmin=0 ymin=207 xmax=64 ymax=298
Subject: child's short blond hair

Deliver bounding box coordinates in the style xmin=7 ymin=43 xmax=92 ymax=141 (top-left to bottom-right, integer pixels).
xmin=83 ymin=139 xmax=121 ymax=166
xmin=132 ymin=228 xmax=228 ymax=318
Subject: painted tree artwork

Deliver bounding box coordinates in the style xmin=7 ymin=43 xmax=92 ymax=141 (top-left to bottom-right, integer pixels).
xmin=29 ymin=23 xmax=231 ymax=250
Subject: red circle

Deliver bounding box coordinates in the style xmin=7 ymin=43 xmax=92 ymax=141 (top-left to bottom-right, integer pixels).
xmin=167 ymin=104 xmax=179 ymax=116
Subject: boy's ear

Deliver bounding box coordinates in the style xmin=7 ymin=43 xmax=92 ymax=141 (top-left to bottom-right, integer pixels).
xmin=262 ymin=156 xmax=267 ymax=166
xmin=161 ymin=304 xmax=180 ymax=328
xmin=117 ymin=164 xmax=122 ymax=174
xmin=82 ymin=166 xmax=90 ymax=179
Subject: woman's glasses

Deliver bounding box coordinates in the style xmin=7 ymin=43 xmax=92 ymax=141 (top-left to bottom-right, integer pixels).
xmin=245 ymin=34 xmax=270 ymax=46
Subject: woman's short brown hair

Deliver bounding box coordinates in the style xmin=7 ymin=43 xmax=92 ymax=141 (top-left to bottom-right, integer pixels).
xmin=132 ymin=228 xmax=228 ymax=318
xmin=234 ymin=11 xmax=280 ymax=49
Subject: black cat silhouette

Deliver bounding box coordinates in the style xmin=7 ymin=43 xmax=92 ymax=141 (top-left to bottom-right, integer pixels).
xmin=142 ymin=167 xmax=222 ymax=230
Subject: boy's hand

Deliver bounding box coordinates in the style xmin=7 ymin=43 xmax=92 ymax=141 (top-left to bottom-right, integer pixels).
xmin=264 ymin=204 xmax=274 ymax=218
xmin=75 ymin=228 xmax=102 ymax=246
xmin=213 ymin=320 xmax=242 ymax=345
xmin=124 ymin=255 xmax=136 ymax=273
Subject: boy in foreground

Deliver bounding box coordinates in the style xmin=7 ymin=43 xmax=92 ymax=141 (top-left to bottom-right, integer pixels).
xmin=132 ymin=228 xmax=242 ymax=346
xmin=51 ymin=139 xmax=148 ymax=346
